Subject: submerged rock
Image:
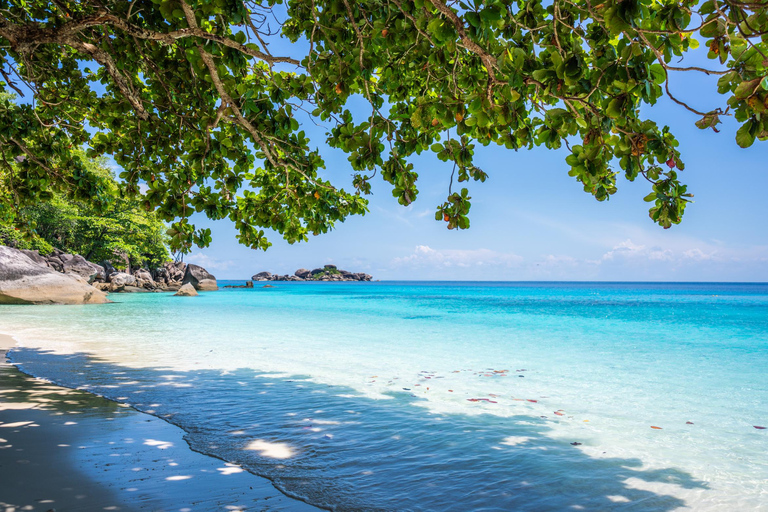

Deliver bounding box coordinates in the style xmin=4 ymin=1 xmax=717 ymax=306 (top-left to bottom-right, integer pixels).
xmin=223 ymin=281 xmax=254 ymax=289
xmin=0 ymin=246 xmax=109 ymax=305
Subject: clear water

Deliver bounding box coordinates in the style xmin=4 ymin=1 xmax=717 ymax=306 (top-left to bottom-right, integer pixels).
xmin=1 ymin=282 xmax=767 ymax=510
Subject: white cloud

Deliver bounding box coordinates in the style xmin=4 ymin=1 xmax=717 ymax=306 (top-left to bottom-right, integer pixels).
xmin=185 ymin=253 xmax=235 ymax=272
xmin=600 ymin=239 xmax=676 ymax=262
xmin=392 ymin=245 xmax=523 ymax=269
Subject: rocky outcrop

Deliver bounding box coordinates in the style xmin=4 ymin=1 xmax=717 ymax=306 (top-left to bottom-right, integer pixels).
xmin=1 ymin=244 xmax=218 ymax=296
xmin=0 ymin=246 xmax=109 ymax=305
xmin=106 ymin=272 xmax=136 ymax=292
xmin=174 ymin=283 xmax=198 ymax=296
xmin=62 ymin=255 xmax=105 ymax=283
xmin=294 ymin=268 xmax=312 ymax=279
xmin=182 ymin=264 xmax=218 ymax=291
xmin=223 ymin=281 xmax=254 ymax=289
xmin=252 ymin=264 xmax=372 ymax=282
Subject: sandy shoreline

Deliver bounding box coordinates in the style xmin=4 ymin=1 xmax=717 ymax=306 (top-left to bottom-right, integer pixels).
xmin=0 ymin=333 xmax=320 ymax=512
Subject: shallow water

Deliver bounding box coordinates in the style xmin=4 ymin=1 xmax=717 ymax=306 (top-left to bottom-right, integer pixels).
xmin=2 ymin=282 xmax=767 ymax=510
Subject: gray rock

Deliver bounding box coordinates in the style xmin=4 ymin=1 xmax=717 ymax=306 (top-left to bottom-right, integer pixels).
xmin=122 ymin=285 xmax=151 ymax=293
xmin=310 ymin=268 xmax=324 ymax=276
xmin=59 ymin=253 xmax=74 ymax=264
xmin=252 ymin=271 xmax=272 ymax=281
xmin=182 ymin=264 xmax=217 ymax=291
xmin=134 ymin=269 xmax=153 ymax=282
xmin=0 ymin=246 xmax=109 ymax=305
xmin=196 ymin=278 xmax=218 ymax=291
xmin=174 ymin=283 xmax=198 ymax=296
xmin=294 ymin=268 xmax=312 ymax=279
xmin=100 ymin=261 xmax=117 ymax=278
xmin=46 ymin=256 xmax=64 ymax=272
xmin=108 ymin=272 xmax=136 ymax=290
xmin=324 ymin=264 xmax=337 ymax=269
xmin=153 ymin=267 xmax=169 ymax=283
xmin=19 ymin=249 xmax=48 ymax=267
xmin=62 ymin=255 xmax=105 ymax=284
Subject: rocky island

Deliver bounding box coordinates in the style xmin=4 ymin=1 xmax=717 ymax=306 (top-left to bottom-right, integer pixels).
xmin=253 ymin=264 xmax=372 ymax=282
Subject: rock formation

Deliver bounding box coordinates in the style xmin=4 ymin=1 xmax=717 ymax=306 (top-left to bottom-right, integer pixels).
xmin=182 ymin=264 xmax=218 ymax=291
xmin=174 ymin=283 xmax=198 ymax=296
xmin=0 ymin=246 xmax=109 ymax=304
xmin=1 ymin=245 xmax=217 ymax=297
xmin=252 ymin=264 xmax=372 ymax=282
xmin=223 ymin=281 xmax=254 ymax=289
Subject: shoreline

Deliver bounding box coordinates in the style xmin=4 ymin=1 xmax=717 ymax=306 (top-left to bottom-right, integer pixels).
xmin=0 ymin=333 xmax=320 ymax=512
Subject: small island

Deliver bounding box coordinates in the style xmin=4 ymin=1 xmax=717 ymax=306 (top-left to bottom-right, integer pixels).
xmin=253 ymin=264 xmax=372 ymax=282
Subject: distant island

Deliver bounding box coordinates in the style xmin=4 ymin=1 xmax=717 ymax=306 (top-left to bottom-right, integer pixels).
xmin=253 ymin=265 xmax=372 ymax=282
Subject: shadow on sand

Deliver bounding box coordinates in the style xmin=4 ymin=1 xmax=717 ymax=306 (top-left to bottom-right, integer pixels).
xmin=8 ymin=347 xmax=709 ymax=511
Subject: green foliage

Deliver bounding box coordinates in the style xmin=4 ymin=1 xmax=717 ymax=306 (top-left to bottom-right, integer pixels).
xmin=1 ymin=152 xmax=170 ymax=269
xmin=0 ymin=224 xmax=54 ymax=254
xmin=0 ymin=0 xmax=765 ymax=244
xmin=313 ymin=266 xmax=341 ymax=278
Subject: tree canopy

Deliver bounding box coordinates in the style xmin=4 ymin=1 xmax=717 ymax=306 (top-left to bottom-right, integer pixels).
xmin=0 ymin=0 xmax=765 ymax=251
xmin=0 ymin=149 xmax=171 ymax=268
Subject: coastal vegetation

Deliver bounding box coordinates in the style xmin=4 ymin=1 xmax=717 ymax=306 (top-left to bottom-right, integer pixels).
xmin=0 ymin=0 xmax=766 ymax=254
xmin=0 ymin=150 xmax=170 ymax=271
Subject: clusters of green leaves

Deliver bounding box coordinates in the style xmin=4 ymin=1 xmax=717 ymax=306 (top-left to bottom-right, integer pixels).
xmin=0 ymin=0 xmax=765 ymax=247
xmin=1 ymin=152 xmax=170 ymax=268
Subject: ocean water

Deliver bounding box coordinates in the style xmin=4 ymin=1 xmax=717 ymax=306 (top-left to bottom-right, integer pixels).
xmin=1 ymin=282 xmax=767 ymax=510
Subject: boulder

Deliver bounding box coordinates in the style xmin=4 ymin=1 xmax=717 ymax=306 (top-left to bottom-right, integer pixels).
xmin=109 ymin=272 xmax=136 ymax=288
xmin=153 ymin=267 xmax=169 ymax=283
xmin=310 ymin=268 xmax=324 ymax=276
xmin=167 ymin=262 xmax=185 ymax=282
xmin=174 ymin=283 xmax=198 ymax=296
xmin=100 ymin=261 xmax=117 ymax=278
xmin=122 ymin=285 xmax=152 ymax=293
xmin=19 ymin=249 xmax=48 ymax=267
xmin=62 ymin=255 xmax=106 ymax=283
xmin=252 ymin=271 xmax=272 ymax=281
xmin=294 ymin=268 xmax=312 ymax=279
xmin=134 ymin=269 xmax=153 ymax=282
xmin=196 ymin=278 xmax=218 ymax=291
xmin=0 ymin=246 xmax=109 ymax=305
xmin=182 ymin=264 xmax=217 ymax=291
xmin=324 ymin=264 xmax=337 ymax=269
xmin=46 ymin=257 xmax=64 ymax=272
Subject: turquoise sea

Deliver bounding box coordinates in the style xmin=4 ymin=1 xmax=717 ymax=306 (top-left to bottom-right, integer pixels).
xmin=2 ymin=282 xmax=767 ymax=510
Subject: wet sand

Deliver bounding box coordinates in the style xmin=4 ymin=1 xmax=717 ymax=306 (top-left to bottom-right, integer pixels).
xmin=0 ymin=334 xmax=320 ymax=512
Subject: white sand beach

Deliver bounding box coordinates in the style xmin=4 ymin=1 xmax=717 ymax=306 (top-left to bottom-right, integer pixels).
xmin=0 ymin=334 xmax=318 ymax=512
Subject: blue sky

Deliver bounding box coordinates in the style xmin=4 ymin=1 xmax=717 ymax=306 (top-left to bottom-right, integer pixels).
xmin=9 ymin=17 xmax=764 ymax=281
xmin=188 ymin=58 xmax=768 ymax=281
